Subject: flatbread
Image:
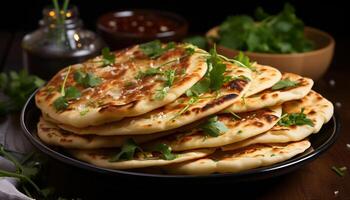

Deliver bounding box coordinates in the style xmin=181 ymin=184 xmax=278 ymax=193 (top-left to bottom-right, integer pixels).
xmin=36 ymin=44 xmax=208 ymax=128
xmin=58 ymin=61 xmax=252 ymax=136
xmin=222 ymin=90 xmax=333 ymax=151
xmin=162 ymin=140 xmax=310 ymax=175
xmin=245 ymin=64 xmax=282 ymax=97
xmin=37 ymin=117 xmax=173 ymax=149
xmin=145 ymin=105 xmax=282 ymax=151
xmin=68 ymin=148 xmax=215 ymax=170
xmin=224 ymin=73 xmax=313 ymax=113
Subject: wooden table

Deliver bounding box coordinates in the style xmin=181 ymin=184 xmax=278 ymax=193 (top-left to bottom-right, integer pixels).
xmin=1 ymin=32 xmax=349 ymax=199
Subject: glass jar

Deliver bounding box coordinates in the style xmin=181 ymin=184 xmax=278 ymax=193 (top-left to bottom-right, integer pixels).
xmin=22 ymin=6 xmax=105 ymax=80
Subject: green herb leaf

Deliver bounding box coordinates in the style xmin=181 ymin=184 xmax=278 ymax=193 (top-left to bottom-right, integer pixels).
xmin=164 ymin=69 xmax=176 ymax=87
xmin=271 ymin=78 xmax=298 ymax=90
xmin=53 ymin=96 xmax=68 ymax=111
xmin=233 ymin=52 xmax=255 ymax=70
xmin=64 ymin=86 xmax=81 ymax=100
xmin=101 ymin=47 xmax=116 ymax=67
xmin=0 ymin=70 xmax=45 ymax=116
xmin=74 ymin=71 xmax=102 ymax=88
xmin=109 ymin=139 xmax=142 ymax=162
xmin=186 ymin=78 xmax=211 ymax=97
xmin=139 ymin=40 xmax=175 ymax=59
xmin=154 ymin=87 xmax=169 ymax=100
xmin=277 ymin=108 xmax=314 ymax=127
xmin=332 ymin=166 xmax=347 ymax=177
xmin=183 ymin=36 xmax=207 ymax=49
xmin=152 ymin=143 xmax=176 ymax=160
xmin=136 ymin=67 xmax=162 ymax=79
xmin=199 ymin=116 xmax=228 ymax=137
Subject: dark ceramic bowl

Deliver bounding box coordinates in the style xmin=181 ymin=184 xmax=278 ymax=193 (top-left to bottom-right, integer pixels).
xmin=20 ymin=90 xmax=340 ymax=182
xmin=97 ymin=9 xmax=188 ymax=50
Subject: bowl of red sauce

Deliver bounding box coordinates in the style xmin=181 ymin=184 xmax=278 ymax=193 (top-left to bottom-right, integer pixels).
xmin=97 ymin=9 xmax=188 ymax=50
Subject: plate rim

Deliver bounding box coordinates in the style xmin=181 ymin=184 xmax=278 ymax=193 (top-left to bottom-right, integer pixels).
xmin=21 ymin=90 xmax=341 ymax=179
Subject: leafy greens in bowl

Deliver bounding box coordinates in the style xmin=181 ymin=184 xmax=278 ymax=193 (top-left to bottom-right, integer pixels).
xmin=214 ymin=3 xmax=314 ymax=54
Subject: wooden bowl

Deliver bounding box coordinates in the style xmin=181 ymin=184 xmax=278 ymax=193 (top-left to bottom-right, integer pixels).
xmin=206 ymin=26 xmax=335 ymax=80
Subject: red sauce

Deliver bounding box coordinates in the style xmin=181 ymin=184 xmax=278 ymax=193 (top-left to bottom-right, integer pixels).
xmin=98 ymin=10 xmax=183 ymax=36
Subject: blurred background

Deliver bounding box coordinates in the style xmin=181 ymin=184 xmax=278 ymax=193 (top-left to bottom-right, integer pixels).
xmin=0 ymin=0 xmax=348 ymax=38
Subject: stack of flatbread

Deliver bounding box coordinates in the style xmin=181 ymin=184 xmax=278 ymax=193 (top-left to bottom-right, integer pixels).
xmin=35 ymin=42 xmax=333 ymax=175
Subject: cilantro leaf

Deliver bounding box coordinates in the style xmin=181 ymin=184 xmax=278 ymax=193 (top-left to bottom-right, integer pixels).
xmin=139 ymin=40 xmax=176 ymax=59
xmin=136 ymin=67 xmax=162 ymax=79
xmin=152 ymin=143 xmax=176 ymax=160
xmin=101 ymin=47 xmax=115 ymax=67
xmin=277 ymin=108 xmax=314 ymax=127
xmin=64 ymin=86 xmax=81 ymax=100
xmin=271 ymin=78 xmax=298 ymax=90
xmin=53 ymin=96 xmax=68 ymax=111
xmin=154 ymin=86 xmax=169 ymax=100
xmin=74 ymin=71 xmax=102 ymax=88
xmin=332 ymin=166 xmax=347 ymax=177
xmin=164 ymin=69 xmax=176 ymax=87
xmin=186 ymin=78 xmax=211 ymax=97
xmin=199 ymin=116 xmax=228 ymax=137
xmin=109 ymin=139 xmax=142 ymax=162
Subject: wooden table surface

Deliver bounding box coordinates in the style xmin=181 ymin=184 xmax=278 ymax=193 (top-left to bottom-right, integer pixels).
xmin=1 ymin=32 xmax=349 ymax=199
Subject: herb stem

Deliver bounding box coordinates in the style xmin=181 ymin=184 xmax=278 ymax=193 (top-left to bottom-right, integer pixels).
xmin=62 ymin=0 xmax=70 ymax=20
xmin=60 ymin=66 xmax=71 ymax=96
xmin=0 ymin=145 xmax=23 ymax=173
xmin=0 ymin=169 xmax=41 ymax=193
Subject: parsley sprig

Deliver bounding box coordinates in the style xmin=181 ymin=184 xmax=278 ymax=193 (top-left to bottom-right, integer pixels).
xmin=199 ymin=116 xmax=228 ymax=137
xmin=271 ymin=78 xmax=299 ymax=90
xmin=277 ymin=108 xmax=314 ymax=127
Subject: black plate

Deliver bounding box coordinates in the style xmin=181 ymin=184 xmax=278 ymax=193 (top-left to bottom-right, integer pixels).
xmin=21 ymin=90 xmax=341 ymax=182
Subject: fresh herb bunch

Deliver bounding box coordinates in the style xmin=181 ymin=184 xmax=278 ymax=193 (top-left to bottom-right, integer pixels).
xmin=217 ymin=3 xmax=314 ymax=53
xmin=0 ymin=145 xmax=53 ymax=198
xmin=0 ymin=70 xmax=45 ymax=116
xmin=278 ymin=108 xmax=314 ymax=127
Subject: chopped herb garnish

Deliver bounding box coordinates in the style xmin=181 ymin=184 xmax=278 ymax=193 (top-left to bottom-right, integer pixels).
xmin=53 ymin=96 xmax=68 ymax=111
xmin=241 ymin=94 xmax=246 ymax=105
xmin=164 ymin=69 xmax=176 ymax=87
xmin=139 ymin=40 xmax=176 ymax=59
xmin=64 ymin=86 xmax=81 ymax=100
xmin=154 ymin=87 xmax=169 ymax=100
xmin=54 ymin=67 xmax=82 ymax=111
xmin=109 ymin=139 xmax=142 ymax=162
xmin=332 ymin=166 xmax=347 ymax=177
xmin=277 ymin=108 xmax=314 ymax=127
xmin=186 ymin=78 xmax=211 ymax=97
xmin=79 ymin=107 xmax=89 ymax=116
xmin=136 ymin=67 xmax=162 ymax=79
xmin=152 ymin=143 xmax=176 ymax=160
xmin=100 ymin=47 xmax=116 ymax=67
xmin=271 ymin=78 xmax=299 ymax=90
xmin=199 ymin=116 xmax=228 ymax=137
xmin=237 ymin=130 xmax=243 ymax=134
xmin=74 ymin=71 xmax=102 ymax=88
xmin=271 ymin=154 xmax=276 ymax=157
xmin=233 ymin=52 xmax=256 ymax=71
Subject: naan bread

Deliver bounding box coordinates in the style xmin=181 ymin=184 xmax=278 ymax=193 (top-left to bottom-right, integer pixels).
xmin=245 ymin=64 xmax=282 ymax=96
xmin=58 ymin=61 xmax=252 ymax=136
xmin=163 ymin=140 xmax=310 ymax=175
xmin=36 ymin=44 xmax=208 ymax=128
xmin=145 ymin=105 xmax=282 ymax=151
xmin=224 ymin=73 xmax=313 ymax=113
xmin=68 ymin=148 xmax=215 ymax=170
xmin=222 ymin=90 xmax=333 ymax=151
xmin=37 ymin=117 xmax=173 ymax=149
